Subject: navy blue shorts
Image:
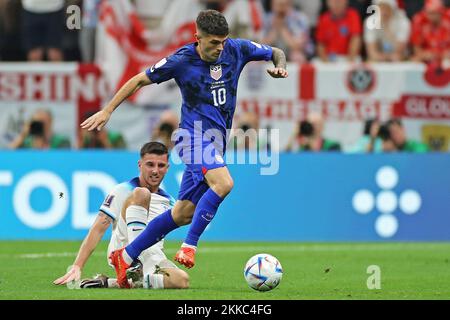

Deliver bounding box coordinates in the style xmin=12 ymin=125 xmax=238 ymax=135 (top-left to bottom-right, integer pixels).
xmin=175 ymin=130 xmax=227 ymax=205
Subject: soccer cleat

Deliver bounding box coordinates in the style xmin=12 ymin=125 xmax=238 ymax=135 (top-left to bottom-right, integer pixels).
xmin=80 ymin=274 xmax=109 ymax=289
xmin=126 ymin=258 xmax=143 ymax=283
xmin=174 ymin=247 xmax=196 ymax=269
xmin=109 ymin=248 xmax=131 ymax=289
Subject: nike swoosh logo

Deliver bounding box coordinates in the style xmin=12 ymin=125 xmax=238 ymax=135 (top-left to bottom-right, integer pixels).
xmin=132 ymin=228 xmax=143 ymax=232
xmin=201 ymin=215 xmax=212 ymax=222
xmin=83 ymin=282 xmax=99 ymax=288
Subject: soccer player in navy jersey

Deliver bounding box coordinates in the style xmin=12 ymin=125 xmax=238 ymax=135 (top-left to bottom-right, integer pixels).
xmin=81 ymin=9 xmax=288 ymax=288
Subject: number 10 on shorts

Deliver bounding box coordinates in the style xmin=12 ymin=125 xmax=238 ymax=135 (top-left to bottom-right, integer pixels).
xmin=212 ymin=88 xmax=226 ymax=107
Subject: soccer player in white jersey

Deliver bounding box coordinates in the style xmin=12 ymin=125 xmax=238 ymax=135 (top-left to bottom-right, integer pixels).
xmin=53 ymin=142 xmax=189 ymax=289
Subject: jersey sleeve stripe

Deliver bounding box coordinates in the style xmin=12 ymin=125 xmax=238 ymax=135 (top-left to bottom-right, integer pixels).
xmin=127 ymin=221 xmax=147 ymax=227
xmin=99 ymin=208 xmax=116 ymax=221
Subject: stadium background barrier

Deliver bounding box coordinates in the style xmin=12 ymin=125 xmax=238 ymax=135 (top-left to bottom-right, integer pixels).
xmin=1 ymin=151 xmax=449 ymax=241
xmin=1 ymin=62 xmax=449 ymax=152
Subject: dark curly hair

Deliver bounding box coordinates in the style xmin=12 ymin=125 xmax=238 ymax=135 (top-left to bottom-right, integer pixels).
xmin=196 ymin=10 xmax=229 ymax=36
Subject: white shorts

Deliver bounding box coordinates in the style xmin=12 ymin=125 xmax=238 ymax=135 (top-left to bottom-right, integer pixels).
xmin=107 ymin=234 xmax=177 ymax=274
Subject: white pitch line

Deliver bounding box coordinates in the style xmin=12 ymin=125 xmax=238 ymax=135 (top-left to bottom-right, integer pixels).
xmin=18 ymin=252 xmax=78 ymax=259
xmin=11 ymin=243 xmax=447 ymax=259
xmin=15 ymin=252 xmax=105 ymax=259
xmin=180 ymin=244 xmax=448 ymax=253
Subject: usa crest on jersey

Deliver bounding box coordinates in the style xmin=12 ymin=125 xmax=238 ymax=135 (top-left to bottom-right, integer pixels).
xmin=210 ymin=65 xmax=222 ymax=80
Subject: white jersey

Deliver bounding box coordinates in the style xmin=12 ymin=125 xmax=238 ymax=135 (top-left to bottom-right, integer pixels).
xmin=99 ymin=177 xmax=175 ymax=253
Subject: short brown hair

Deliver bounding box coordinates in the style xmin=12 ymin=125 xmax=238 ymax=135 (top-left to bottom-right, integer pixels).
xmin=196 ymin=10 xmax=229 ymax=36
xmin=140 ymin=142 xmax=169 ymax=159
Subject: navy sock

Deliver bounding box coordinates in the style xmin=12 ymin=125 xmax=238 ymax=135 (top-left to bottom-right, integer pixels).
xmin=125 ymin=209 xmax=178 ymax=260
xmin=184 ymin=188 xmax=224 ymax=247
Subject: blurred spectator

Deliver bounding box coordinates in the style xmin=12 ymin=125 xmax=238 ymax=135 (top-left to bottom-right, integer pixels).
xmin=348 ymin=118 xmax=383 ymax=153
xmin=79 ymin=0 xmax=101 ymax=63
xmin=261 ymin=0 xmax=313 ymax=63
xmin=229 ymin=111 xmax=268 ymax=151
xmin=364 ymin=0 xmax=411 ymax=62
xmin=397 ymin=0 xmax=450 ymax=19
xmin=378 ymin=123 xmax=398 ymax=152
xmin=140 ymin=0 xmax=202 ymax=50
xmin=262 ymin=0 xmax=271 ymax=12
xmin=316 ymin=0 xmax=362 ymax=62
xmin=386 ymin=118 xmax=429 ymax=152
xmin=348 ymin=0 xmax=371 ymax=60
xmin=63 ymin=0 xmax=82 ymax=61
xmin=133 ymin=0 xmax=172 ymax=30
xmin=293 ymin=0 xmax=323 ymax=27
xmin=202 ymin=0 xmax=227 ymax=11
xmin=349 ymin=0 xmax=372 ymax=24
xmin=292 ymin=1 xmax=323 ymax=61
xmin=21 ymin=0 xmax=65 ymax=61
xmin=9 ymin=109 xmax=71 ymax=149
xmin=0 ymin=0 xmax=25 ymax=61
xmin=151 ymin=110 xmax=179 ymax=151
xmin=286 ymin=113 xmax=341 ymax=151
xmin=410 ymin=0 xmax=450 ymax=64
xmin=79 ymin=111 xmax=127 ymax=149
xmin=224 ymin=0 xmax=265 ymax=40
xmin=400 ymin=0 xmax=425 ymax=20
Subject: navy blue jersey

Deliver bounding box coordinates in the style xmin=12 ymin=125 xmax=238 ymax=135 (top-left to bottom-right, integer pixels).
xmin=145 ymin=39 xmax=273 ymax=137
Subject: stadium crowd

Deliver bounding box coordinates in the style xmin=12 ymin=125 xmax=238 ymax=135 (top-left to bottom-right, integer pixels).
xmin=1 ymin=0 xmax=449 ymax=63
xmin=0 ymin=0 xmax=448 ymax=153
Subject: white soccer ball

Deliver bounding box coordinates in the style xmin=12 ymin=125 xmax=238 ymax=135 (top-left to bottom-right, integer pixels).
xmin=244 ymin=253 xmax=283 ymax=291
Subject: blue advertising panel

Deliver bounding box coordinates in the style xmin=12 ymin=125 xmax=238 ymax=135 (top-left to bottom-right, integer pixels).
xmin=0 ymin=151 xmax=449 ymax=241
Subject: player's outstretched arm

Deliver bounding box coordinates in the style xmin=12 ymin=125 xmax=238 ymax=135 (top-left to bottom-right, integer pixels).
xmin=80 ymin=72 xmax=153 ymax=131
xmin=53 ymin=212 xmax=112 ymax=285
xmin=267 ymin=47 xmax=288 ymax=79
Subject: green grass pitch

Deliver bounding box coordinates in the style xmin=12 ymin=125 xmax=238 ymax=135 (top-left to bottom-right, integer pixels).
xmin=0 ymin=241 xmax=449 ymax=300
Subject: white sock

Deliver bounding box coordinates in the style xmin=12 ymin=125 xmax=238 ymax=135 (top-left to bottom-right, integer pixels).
xmin=122 ymin=249 xmax=134 ymax=265
xmin=108 ymin=278 xmax=135 ymax=288
xmin=143 ymin=273 xmax=164 ymax=289
xmin=121 ymin=205 xmax=148 ymax=265
xmin=107 ymin=278 xmax=119 ymax=288
xmin=126 ymin=205 xmax=148 ymax=243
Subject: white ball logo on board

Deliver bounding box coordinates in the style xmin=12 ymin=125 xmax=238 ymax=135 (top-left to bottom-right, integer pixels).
xmin=352 ymin=166 xmax=422 ymax=238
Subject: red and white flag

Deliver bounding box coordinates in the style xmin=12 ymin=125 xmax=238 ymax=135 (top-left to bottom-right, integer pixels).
xmin=95 ymin=0 xmax=200 ymax=104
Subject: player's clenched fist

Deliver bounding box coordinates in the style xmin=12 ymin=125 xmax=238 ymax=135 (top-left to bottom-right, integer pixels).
xmin=53 ymin=265 xmax=81 ymax=285
xmin=80 ymin=109 xmax=111 ymax=131
xmin=267 ymin=67 xmax=288 ymax=78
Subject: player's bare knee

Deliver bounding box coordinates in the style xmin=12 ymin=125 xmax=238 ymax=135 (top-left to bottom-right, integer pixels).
xmin=225 ymin=177 xmax=234 ymax=193
xmin=213 ymin=178 xmax=234 ymax=197
xmin=176 ymin=213 xmax=192 ymax=226
xmin=131 ymin=187 xmax=151 ymax=208
xmin=180 ymin=209 xmax=194 ymax=224
xmin=172 ymin=202 xmax=195 ymax=226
